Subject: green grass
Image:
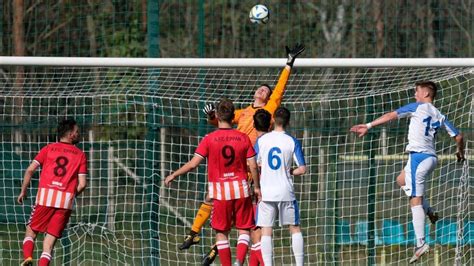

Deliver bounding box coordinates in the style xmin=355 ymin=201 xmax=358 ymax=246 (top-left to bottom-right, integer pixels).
xmin=2 ymin=214 xmax=472 ymax=265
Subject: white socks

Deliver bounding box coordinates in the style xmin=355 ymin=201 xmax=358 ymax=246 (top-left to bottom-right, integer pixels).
xmin=411 ymin=205 xmax=426 ymax=247
xmin=261 ymin=235 xmax=273 ymax=266
xmin=261 ymin=232 xmax=304 ymax=265
xmin=292 ymin=232 xmax=304 ymax=266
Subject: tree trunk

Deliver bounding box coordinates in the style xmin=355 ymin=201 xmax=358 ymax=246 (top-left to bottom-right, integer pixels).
xmin=13 ymin=0 xmax=24 ymax=57
xmin=314 ymin=0 xmax=349 ymax=58
xmin=141 ymin=0 xmax=147 ymax=32
xmin=13 ymin=0 xmax=25 ymax=151
xmin=373 ymin=0 xmax=384 ymax=57
xmin=424 ymin=0 xmax=436 ymax=57
xmin=86 ymin=0 xmax=97 ymax=57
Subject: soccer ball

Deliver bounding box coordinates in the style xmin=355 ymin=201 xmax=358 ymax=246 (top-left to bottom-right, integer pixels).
xmin=249 ymin=5 xmax=269 ymax=24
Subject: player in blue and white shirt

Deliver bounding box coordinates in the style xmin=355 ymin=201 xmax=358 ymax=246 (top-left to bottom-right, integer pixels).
xmin=351 ymin=81 xmax=465 ymax=264
xmin=254 ymin=106 xmax=306 ymax=266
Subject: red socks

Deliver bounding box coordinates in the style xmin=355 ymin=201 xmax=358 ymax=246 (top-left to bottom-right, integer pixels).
xmin=38 ymin=252 xmax=52 ymax=266
xmin=217 ymin=240 xmax=231 ymax=266
xmin=236 ymin=234 xmax=250 ymax=264
xmin=22 ymin=237 xmax=34 ymax=259
xmin=249 ymin=242 xmax=264 ymax=266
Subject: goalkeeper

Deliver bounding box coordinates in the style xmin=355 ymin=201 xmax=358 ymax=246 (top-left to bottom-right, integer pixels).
xmin=179 ymin=43 xmax=305 ymax=254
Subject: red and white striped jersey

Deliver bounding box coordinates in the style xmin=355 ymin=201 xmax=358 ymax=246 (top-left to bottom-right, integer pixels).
xmin=195 ymin=128 xmax=255 ymax=200
xmin=35 ymin=187 xmax=75 ymax=209
xmin=33 ymin=142 xmax=87 ymax=210
xmin=208 ymin=179 xmax=251 ymax=200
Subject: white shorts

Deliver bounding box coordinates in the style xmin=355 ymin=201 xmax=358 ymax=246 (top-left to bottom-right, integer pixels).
xmin=402 ymin=152 xmax=437 ymax=197
xmin=256 ymin=200 xmax=300 ymax=227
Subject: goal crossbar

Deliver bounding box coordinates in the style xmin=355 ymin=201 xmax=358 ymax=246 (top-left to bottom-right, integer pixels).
xmin=1 ymin=56 xmax=473 ymax=67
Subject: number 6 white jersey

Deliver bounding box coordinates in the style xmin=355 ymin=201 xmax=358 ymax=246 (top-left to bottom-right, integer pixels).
xmin=396 ymin=102 xmax=459 ymax=156
xmin=255 ymin=131 xmax=306 ymax=201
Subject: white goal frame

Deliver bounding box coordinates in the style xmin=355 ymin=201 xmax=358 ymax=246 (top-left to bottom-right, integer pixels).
xmin=0 ymin=57 xmax=472 ymax=265
xmin=1 ymin=56 xmax=473 ymax=68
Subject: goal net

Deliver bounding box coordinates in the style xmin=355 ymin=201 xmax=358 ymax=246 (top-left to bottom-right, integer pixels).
xmin=0 ymin=58 xmax=472 ymax=265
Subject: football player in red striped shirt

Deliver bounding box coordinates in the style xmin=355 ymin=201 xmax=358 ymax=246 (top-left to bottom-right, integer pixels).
xmin=165 ymin=98 xmax=260 ymax=266
xmin=17 ymin=119 xmax=87 ymax=266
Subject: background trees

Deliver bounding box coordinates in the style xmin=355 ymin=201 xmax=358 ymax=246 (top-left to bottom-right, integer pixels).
xmin=3 ymin=0 xmax=473 ymax=58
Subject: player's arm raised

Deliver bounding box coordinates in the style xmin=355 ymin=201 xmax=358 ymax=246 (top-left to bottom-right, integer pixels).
xmin=265 ymin=44 xmax=305 ymax=114
xmin=17 ymin=162 xmax=40 ymax=204
xmin=350 ymin=111 xmax=398 ymax=137
xmin=286 ymin=43 xmax=305 ymax=69
xmin=204 ymin=103 xmax=242 ymax=126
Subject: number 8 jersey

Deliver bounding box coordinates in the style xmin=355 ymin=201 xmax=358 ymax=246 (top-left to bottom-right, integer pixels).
xmin=33 ymin=142 xmax=88 ymax=210
xmin=396 ymin=102 xmax=460 ymax=156
xmin=195 ymin=128 xmax=256 ymax=200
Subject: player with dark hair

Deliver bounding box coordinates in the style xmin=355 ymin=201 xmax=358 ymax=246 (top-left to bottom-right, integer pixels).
xmin=18 ymin=118 xmax=88 ymax=266
xmin=351 ymin=81 xmax=465 ymax=263
xmin=201 ymin=109 xmax=273 ymax=266
xmin=165 ymin=98 xmax=260 ymax=266
xmin=180 ymin=44 xmax=305 ymax=257
xmin=249 ymin=108 xmax=272 ymax=266
xmin=253 ymin=108 xmax=272 ymax=133
xmin=254 ymin=106 xmax=306 ymax=266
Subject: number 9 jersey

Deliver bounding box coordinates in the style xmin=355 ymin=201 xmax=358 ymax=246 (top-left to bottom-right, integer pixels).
xmin=195 ymin=128 xmax=256 ymax=201
xmin=33 ymin=142 xmax=88 ymax=210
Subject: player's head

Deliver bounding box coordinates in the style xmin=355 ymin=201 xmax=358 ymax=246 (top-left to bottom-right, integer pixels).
xmin=274 ymin=106 xmax=290 ymax=128
xmin=253 ymin=109 xmax=272 ymax=132
xmin=216 ymin=98 xmax=235 ymax=123
xmin=415 ymin=81 xmax=438 ymax=101
xmin=253 ymin=84 xmax=272 ymax=103
xmin=58 ymin=118 xmax=80 ymax=144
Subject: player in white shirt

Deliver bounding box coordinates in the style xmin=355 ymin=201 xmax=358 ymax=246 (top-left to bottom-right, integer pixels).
xmin=350 ymin=81 xmax=465 ymax=264
xmin=254 ymin=106 xmax=306 ymax=266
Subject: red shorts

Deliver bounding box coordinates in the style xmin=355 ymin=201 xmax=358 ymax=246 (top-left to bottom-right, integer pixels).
xmin=28 ymin=205 xmax=72 ymax=238
xmin=211 ymin=197 xmax=254 ymax=232
xmin=252 ymin=203 xmax=259 ymax=230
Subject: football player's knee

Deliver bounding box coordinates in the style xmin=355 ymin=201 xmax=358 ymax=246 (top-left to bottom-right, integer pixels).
xmin=409 ymin=196 xmax=423 ymax=206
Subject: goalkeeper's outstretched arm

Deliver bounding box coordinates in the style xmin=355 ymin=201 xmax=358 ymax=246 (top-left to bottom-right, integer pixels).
xmin=265 ymin=44 xmax=305 ymax=114
xmin=285 ymin=43 xmax=305 ymax=68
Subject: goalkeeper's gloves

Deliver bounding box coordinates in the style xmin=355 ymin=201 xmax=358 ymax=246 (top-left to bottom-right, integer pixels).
xmin=286 ymin=43 xmax=305 ymax=67
xmin=203 ymin=103 xmax=216 ymax=119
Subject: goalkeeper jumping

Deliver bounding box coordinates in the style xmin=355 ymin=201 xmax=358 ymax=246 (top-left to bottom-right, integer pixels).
xmin=180 ymin=43 xmax=305 ymax=265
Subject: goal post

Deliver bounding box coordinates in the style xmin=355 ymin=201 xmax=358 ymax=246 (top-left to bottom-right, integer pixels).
xmin=0 ymin=57 xmax=472 ymax=265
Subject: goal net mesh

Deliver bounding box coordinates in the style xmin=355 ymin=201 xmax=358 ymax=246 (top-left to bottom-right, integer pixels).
xmin=0 ymin=65 xmax=472 ymax=265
